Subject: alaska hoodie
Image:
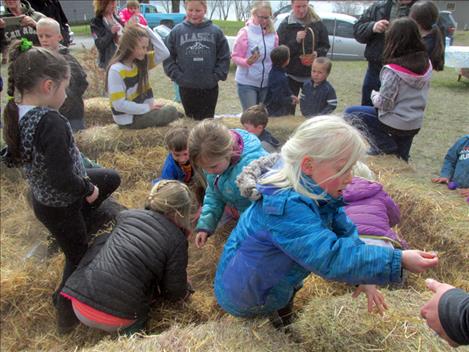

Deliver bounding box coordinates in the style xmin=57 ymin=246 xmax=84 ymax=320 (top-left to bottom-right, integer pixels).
xmin=163 ymin=19 xmax=230 ymax=89
xmin=371 ymin=52 xmax=432 ymax=131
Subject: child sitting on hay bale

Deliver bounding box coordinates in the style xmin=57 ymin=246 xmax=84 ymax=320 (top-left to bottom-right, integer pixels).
xmin=189 ymin=119 xmax=267 ymax=248
xmin=432 ymin=134 xmax=469 ymax=200
xmin=61 ymin=180 xmax=196 ymax=334
xmin=2 ymin=40 xmax=121 ymax=334
xmin=106 ymin=24 xmax=179 ymax=129
xmin=219 ymin=116 xmax=438 ymax=328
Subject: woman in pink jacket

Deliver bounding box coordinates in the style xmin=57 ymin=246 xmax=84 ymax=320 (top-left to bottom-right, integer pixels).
xmin=232 ymin=1 xmax=278 ymax=111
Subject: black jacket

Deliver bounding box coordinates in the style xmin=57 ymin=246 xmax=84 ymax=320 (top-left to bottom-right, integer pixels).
xmin=90 ymin=15 xmax=123 ymax=69
xmin=439 ymin=288 xmax=469 ymax=345
xmin=277 ymin=15 xmax=330 ymax=78
xmin=62 ymin=209 xmax=190 ymax=320
xmin=265 ymin=65 xmax=294 ymax=117
xmin=353 ymin=0 xmax=415 ymax=65
xmin=28 ymin=0 xmax=71 ymax=45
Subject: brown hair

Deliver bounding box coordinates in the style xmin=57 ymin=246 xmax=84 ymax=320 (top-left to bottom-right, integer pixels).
xmin=313 ymin=57 xmax=332 ymax=74
xmin=188 ymin=119 xmax=233 ymax=166
xmin=240 ymin=104 xmax=268 ymax=127
xmin=409 ymin=0 xmax=444 ymax=71
xmin=165 ymin=126 xmax=190 ymax=152
xmin=145 ymin=180 xmax=197 ymax=231
xmin=3 ymin=41 xmax=70 ymax=164
xmin=105 ymin=25 xmax=150 ymax=94
xmin=270 ymin=44 xmax=290 ymax=67
xmin=93 ymin=0 xmax=116 ymax=17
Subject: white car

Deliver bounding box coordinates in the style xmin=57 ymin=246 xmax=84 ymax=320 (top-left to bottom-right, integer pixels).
xmin=274 ymin=11 xmax=365 ymax=60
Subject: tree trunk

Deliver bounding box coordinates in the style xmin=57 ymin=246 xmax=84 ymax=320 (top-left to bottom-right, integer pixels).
xmin=171 ymin=0 xmax=181 ymax=13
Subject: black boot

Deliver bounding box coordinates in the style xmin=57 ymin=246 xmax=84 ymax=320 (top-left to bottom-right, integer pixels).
xmin=56 ymin=295 xmax=79 ymax=335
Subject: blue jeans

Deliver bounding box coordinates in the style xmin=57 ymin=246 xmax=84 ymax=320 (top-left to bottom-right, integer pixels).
xmin=361 ymin=63 xmax=382 ymax=106
xmin=344 ymin=106 xmax=419 ymax=161
xmin=237 ymin=83 xmax=268 ymax=112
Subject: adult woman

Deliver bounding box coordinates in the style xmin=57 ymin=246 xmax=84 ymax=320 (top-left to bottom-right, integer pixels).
xmin=90 ymin=0 xmax=124 ymax=69
xmin=0 ymin=0 xmax=45 ymax=46
xmin=163 ymin=0 xmax=230 ymax=120
xmin=232 ymin=1 xmax=278 ymax=112
xmin=61 ymin=180 xmax=196 ymax=334
xmin=276 ymin=0 xmax=329 ymax=115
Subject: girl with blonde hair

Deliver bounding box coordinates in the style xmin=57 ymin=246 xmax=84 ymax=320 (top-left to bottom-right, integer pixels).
xmin=61 ymin=180 xmax=196 ymax=334
xmin=215 ymin=115 xmax=438 ymax=328
xmin=189 ymin=119 xmax=267 ymax=248
xmin=107 ymin=24 xmax=179 ymax=129
xmin=232 ymin=1 xmax=279 ymax=111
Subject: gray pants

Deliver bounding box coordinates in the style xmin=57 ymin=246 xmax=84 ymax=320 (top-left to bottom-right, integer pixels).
xmin=119 ymin=106 xmax=179 ymax=129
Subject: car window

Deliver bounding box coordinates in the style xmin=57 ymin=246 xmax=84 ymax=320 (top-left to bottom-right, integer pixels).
xmin=322 ymin=19 xmax=336 ymax=35
xmin=335 ymin=20 xmax=354 ymax=38
xmin=146 ymin=5 xmax=158 ymax=14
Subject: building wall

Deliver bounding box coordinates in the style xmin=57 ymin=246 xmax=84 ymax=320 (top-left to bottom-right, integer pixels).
xmin=60 ymin=0 xmax=127 ymax=24
xmin=434 ymin=0 xmax=469 ymax=30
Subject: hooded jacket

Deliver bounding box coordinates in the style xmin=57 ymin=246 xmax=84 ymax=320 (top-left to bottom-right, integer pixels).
xmin=163 ymin=19 xmax=230 ymax=89
xmin=90 ymin=14 xmax=124 ymax=69
xmin=232 ymin=20 xmax=278 ymax=88
xmin=439 ymin=135 xmax=469 ymax=188
xmin=371 ymin=52 xmax=432 ymax=131
xmin=196 ymin=129 xmax=267 ymax=235
xmin=62 ymin=209 xmax=190 ymax=320
xmin=1 ymin=0 xmax=45 ymax=45
xmin=215 ymin=159 xmax=403 ymax=317
xmin=343 ymin=177 xmax=408 ymax=249
xmin=277 ymin=13 xmax=330 ymax=78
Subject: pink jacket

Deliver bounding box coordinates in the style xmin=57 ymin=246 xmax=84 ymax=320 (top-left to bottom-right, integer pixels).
xmin=119 ymin=8 xmax=148 ymax=26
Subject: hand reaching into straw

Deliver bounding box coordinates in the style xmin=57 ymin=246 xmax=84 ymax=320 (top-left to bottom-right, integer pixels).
xmin=352 ymin=284 xmax=388 ymax=315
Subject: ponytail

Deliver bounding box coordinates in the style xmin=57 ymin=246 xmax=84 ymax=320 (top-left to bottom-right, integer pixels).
xmin=429 ymin=24 xmax=445 ymax=71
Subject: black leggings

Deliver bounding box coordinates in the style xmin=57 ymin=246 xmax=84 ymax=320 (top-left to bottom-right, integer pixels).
xmin=32 ymin=168 xmax=120 ymax=292
xmin=179 ymin=85 xmax=219 ymax=120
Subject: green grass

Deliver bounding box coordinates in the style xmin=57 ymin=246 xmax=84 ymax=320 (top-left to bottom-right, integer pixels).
xmin=453 ymin=30 xmax=469 ymax=46
xmin=70 ymin=24 xmax=91 ymax=36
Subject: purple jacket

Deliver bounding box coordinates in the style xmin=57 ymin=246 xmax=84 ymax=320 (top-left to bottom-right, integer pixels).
xmin=343 ymin=177 xmax=408 ymax=249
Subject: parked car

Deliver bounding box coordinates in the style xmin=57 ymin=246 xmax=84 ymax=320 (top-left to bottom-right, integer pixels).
xmin=438 ymin=10 xmax=457 ymax=45
xmin=139 ymin=3 xmax=185 ymax=28
xmin=274 ymin=11 xmax=365 ymax=60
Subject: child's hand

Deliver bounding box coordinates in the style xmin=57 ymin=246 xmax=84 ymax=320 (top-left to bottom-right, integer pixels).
xmin=150 ymin=101 xmax=164 ymax=110
xmin=247 ymin=52 xmax=260 ymax=65
xmin=402 ymin=250 xmax=438 ymax=273
xmin=291 ymin=95 xmax=299 ymax=105
xmin=86 ymin=186 xmax=99 ymax=204
xmin=195 ymin=231 xmax=208 ymax=248
xmin=352 ymin=284 xmax=388 ymax=315
xmin=458 ymin=188 xmax=469 ymax=197
xmin=431 ymin=177 xmax=449 ymax=184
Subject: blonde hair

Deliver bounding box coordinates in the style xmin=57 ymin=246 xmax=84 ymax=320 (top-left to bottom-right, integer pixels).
xmin=260 ymin=115 xmax=368 ymax=200
xmin=37 ymin=18 xmax=61 ymax=34
xmin=185 ymin=0 xmax=207 ymax=11
xmin=189 ymin=119 xmax=233 ymax=165
xmin=352 ymin=161 xmax=376 ymax=181
xmin=251 ymin=1 xmax=275 ymax=34
xmin=105 ymin=25 xmax=149 ymax=93
xmin=126 ymin=0 xmax=139 ymax=9
xmin=145 ymin=180 xmax=196 ymax=230
xmin=93 ymin=0 xmax=115 ymax=17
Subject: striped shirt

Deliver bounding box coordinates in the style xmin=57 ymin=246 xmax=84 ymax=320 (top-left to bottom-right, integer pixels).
xmin=107 ymin=26 xmax=170 ymax=125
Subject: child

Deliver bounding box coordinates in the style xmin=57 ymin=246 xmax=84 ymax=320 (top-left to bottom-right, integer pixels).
xmin=344 ymin=18 xmax=432 ymax=162
xmin=62 ymin=180 xmax=195 ymax=334
xmin=189 ymin=119 xmax=267 ymax=248
xmin=432 ymin=135 xmax=469 ymax=198
xmin=264 ymin=45 xmax=299 ymax=117
xmin=2 ymin=41 xmax=121 ymax=333
xmin=37 ymin=18 xmax=89 ymax=132
xmin=410 ymin=0 xmax=445 ymax=71
xmin=216 ymin=116 xmax=438 ymax=326
xmin=119 ymin=0 xmax=148 ymax=26
xmin=163 ymin=0 xmax=231 ymax=120
xmin=240 ymin=104 xmax=280 ymax=153
xmin=344 ymin=162 xmax=409 ymax=250
xmin=106 ymin=24 xmax=179 ymax=129
xmin=300 ymin=57 xmax=337 ymax=118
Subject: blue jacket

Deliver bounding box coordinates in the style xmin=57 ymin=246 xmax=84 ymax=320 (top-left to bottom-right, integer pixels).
xmin=196 ymin=129 xmax=267 ymax=234
xmin=215 ymin=168 xmax=403 ymax=317
xmin=440 ymin=135 xmax=469 ymax=188
xmin=265 ymin=66 xmax=294 ymax=117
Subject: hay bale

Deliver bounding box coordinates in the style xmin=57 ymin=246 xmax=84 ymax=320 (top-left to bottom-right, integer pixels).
xmin=294 ymin=289 xmax=452 ymax=351
xmin=84 ymin=97 xmax=185 ymax=128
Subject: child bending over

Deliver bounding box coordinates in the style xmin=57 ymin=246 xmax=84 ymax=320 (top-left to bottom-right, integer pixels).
xmin=300 ymin=57 xmax=337 ymax=118
xmin=189 ymin=119 xmax=267 ymax=248
xmin=241 ymin=104 xmax=280 ymax=153
xmin=106 ymin=24 xmax=178 ymax=129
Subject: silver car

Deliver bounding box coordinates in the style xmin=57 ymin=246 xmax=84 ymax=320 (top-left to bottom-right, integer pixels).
xmin=274 ymin=11 xmax=365 ymax=60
